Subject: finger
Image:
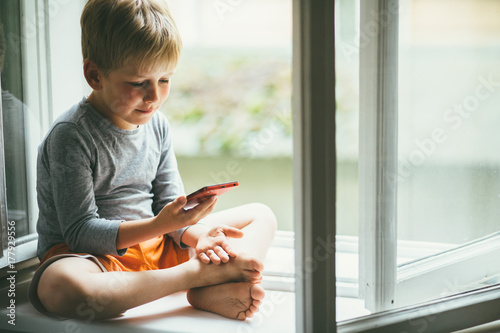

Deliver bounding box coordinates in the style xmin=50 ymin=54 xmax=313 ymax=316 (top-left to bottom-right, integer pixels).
xmin=220 ymin=225 xmax=244 ymax=239
xmin=186 ymin=196 xmax=217 ymax=219
xmin=171 ymin=196 xmax=187 ymax=212
xmin=198 ymin=252 xmax=211 ymax=264
xmin=214 ymin=246 xmax=230 ymax=263
xmin=199 ymin=196 xmax=217 ymax=212
xmin=215 ymin=238 xmax=237 ymax=258
xmin=207 ymin=249 xmax=221 ymax=265
xmin=224 ymin=244 xmax=238 ymax=258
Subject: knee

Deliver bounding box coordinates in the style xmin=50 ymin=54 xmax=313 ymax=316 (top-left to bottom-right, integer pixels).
xmin=249 ymin=203 xmax=278 ymax=231
xmin=38 ymin=266 xmax=89 ymax=318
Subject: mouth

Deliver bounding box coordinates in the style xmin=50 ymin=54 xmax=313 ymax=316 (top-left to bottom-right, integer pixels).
xmin=136 ymin=107 xmax=155 ymax=114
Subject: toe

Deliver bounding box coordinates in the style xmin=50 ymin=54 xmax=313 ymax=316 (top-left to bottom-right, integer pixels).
xmin=252 ymin=299 xmax=262 ymax=307
xmin=252 ymin=258 xmax=264 ymax=272
xmin=250 ymin=283 xmax=266 ymax=301
xmin=249 ymin=304 xmax=259 ymax=313
xmin=245 ymin=270 xmax=263 ymax=283
xmin=237 ymin=311 xmax=248 ymax=321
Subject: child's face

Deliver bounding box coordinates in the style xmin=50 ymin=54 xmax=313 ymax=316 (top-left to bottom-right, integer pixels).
xmin=95 ymin=63 xmax=173 ymax=130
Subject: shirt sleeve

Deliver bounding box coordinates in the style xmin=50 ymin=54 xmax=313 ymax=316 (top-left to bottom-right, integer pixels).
xmin=151 ymin=116 xmax=190 ymax=248
xmin=42 ymin=123 xmax=126 ymax=256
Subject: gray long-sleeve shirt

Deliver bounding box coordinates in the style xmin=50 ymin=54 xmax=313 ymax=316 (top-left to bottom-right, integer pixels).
xmin=36 ymin=97 xmax=187 ymax=260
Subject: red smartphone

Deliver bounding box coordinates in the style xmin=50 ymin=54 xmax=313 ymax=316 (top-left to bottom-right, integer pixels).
xmin=184 ymin=181 xmax=239 ymax=210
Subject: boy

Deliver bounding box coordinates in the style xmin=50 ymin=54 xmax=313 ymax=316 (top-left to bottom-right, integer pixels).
xmin=27 ymin=0 xmax=276 ymax=321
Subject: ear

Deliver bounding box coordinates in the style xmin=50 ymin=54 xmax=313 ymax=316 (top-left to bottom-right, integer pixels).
xmin=83 ymin=60 xmax=103 ymax=90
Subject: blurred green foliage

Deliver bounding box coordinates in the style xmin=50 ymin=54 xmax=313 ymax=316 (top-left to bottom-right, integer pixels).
xmin=162 ymin=49 xmax=292 ymax=157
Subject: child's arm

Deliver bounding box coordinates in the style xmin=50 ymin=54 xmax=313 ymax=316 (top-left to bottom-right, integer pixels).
xmin=115 ymin=195 xmax=217 ymax=250
xmin=39 ymin=123 xmax=126 ymax=256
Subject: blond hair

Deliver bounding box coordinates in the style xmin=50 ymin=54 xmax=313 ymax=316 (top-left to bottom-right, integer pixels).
xmin=81 ymin=0 xmax=182 ymax=75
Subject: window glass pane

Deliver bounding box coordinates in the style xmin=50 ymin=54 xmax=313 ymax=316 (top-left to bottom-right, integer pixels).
xmin=336 ymin=0 xmax=359 ymax=238
xmin=1 ymin=0 xmax=30 ymax=238
xmin=398 ymin=0 xmax=500 ymax=247
xmin=335 ymin=0 xmax=367 ymax=322
xmin=165 ymin=0 xmax=293 ymax=231
xmin=397 ymin=0 xmax=500 ymax=304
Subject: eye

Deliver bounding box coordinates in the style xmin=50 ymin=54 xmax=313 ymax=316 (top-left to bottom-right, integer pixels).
xmin=129 ymin=81 xmax=146 ymax=88
xmin=160 ymin=79 xmax=170 ymax=84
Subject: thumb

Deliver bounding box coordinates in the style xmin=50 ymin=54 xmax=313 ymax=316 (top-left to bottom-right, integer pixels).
xmin=221 ymin=225 xmax=244 ymax=239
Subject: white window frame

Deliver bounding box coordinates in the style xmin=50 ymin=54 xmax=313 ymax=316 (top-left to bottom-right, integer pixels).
xmin=356 ymin=0 xmax=500 ymax=313
xmin=293 ymin=0 xmax=500 ymax=332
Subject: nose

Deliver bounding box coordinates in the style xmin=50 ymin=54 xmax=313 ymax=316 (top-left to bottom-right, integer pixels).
xmin=144 ymin=84 xmax=161 ymax=104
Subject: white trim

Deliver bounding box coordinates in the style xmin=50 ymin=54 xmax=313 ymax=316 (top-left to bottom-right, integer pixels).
xmin=0 ymin=237 xmax=37 ymax=269
xmin=397 ymin=232 xmax=500 ymax=307
xmin=339 ymin=283 xmax=500 ymax=333
xmin=270 ymin=230 xmax=294 ymax=248
xmin=263 ymin=231 xmax=462 ymax=299
xmin=358 ymin=0 xmax=400 ymax=312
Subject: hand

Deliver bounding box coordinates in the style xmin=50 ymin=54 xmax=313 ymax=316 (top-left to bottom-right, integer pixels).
xmin=156 ymin=195 xmax=217 ymax=232
xmin=196 ymin=225 xmax=244 ymax=264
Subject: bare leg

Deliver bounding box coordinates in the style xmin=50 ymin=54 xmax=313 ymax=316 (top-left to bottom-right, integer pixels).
xmin=37 ymin=251 xmax=263 ymax=320
xmin=187 ymin=203 xmax=277 ymax=320
xmin=38 ymin=203 xmax=276 ymax=321
xmin=199 ymin=203 xmax=277 ymax=260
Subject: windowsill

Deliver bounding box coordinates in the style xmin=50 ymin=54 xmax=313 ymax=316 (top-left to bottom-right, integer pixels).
xmin=0 ymin=231 xmax=365 ymax=333
xmin=0 ymin=259 xmax=296 ymax=333
xmin=1 ymin=233 xmax=499 ymax=333
xmin=0 ymin=264 xmax=369 ymax=333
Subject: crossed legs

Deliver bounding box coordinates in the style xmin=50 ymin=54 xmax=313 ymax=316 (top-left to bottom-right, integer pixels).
xmin=36 ymin=203 xmax=277 ymax=321
xmin=187 ymin=203 xmax=277 ymax=320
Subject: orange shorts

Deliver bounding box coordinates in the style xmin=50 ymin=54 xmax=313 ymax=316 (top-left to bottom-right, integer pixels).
xmin=28 ymin=235 xmax=190 ymax=317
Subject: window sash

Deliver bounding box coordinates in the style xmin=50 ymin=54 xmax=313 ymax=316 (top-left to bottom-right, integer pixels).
xmin=356 ymin=0 xmax=500 ymax=314
xmin=396 ymin=232 xmax=500 ymax=307
xmin=343 ymin=0 xmax=500 ymax=330
xmin=338 ymin=283 xmax=500 ymax=333
xmin=358 ymin=0 xmax=399 ymax=312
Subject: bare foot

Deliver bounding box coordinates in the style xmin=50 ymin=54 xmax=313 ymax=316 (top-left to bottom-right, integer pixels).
xmin=196 ymin=253 xmax=264 ymax=286
xmin=187 ymin=282 xmax=265 ymax=320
